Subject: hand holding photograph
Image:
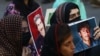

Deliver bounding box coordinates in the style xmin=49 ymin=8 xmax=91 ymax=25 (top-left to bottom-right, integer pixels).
xmin=68 ymin=17 xmax=100 ymax=53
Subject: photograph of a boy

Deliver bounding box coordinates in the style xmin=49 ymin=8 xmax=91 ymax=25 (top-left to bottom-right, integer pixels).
xmin=75 ymin=21 xmax=100 ymax=53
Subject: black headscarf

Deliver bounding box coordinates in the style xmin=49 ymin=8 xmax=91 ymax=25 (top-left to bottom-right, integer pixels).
xmin=41 ymin=24 xmax=72 ymax=56
xmin=50 ymin=2 xmax=81 ymax=25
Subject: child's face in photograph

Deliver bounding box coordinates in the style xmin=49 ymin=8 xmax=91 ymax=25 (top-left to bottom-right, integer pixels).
xmin=79 ymin=27 xmax=90 ymax=41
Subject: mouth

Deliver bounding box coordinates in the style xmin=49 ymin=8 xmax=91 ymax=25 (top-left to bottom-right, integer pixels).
xmin=40 ymin=27 xmax=44 ymax=31
xmin=40 ymin=28 xmax=43 ymax=31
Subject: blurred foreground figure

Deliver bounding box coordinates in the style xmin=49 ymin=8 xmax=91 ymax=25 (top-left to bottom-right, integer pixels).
xmin=0 ymin=15 xmax=23 ymax=56
xmin=41 ymin=24 xmax=75 ymax=56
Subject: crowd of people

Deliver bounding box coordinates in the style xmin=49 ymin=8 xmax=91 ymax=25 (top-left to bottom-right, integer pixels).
xmin=0 ymin=0 xmax=100 ymax=56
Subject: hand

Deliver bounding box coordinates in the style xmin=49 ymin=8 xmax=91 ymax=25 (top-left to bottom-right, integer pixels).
xmin=93 ymin=26 xmax=100 ymax=40
xmin=29 ymin=37 xmax=33 ymax=45
xmin=22 ymin=46 xmax=31 ymax=56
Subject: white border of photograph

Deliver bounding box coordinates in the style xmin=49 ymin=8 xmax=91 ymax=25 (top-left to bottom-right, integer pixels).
xmin=68 ymin=17 xmax=98 ymax=53
xmin=45 ymin=8 xmax=56 ymax=26
xmin=68 ymin=17 xmax=97 ymax=26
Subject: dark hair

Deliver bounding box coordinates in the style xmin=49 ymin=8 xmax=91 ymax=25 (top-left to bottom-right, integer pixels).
xmin=41 ymin=24 xmax=72 ymax=56
xmin=55 ymin=24 xmax=72 ymax=46
xmin=55 ymin=24 xmax=72 ymax=55
xmin=34 ymin=14 xmax=41 ymax=24
xmin=77 ymin=21 xmax=90 ymax=32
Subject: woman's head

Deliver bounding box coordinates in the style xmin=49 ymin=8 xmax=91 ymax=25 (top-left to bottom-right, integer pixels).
xmin=50 ymin=2 xmax=81 ymax=25
xmin=55 ymin=24 xmax=75 ymax=56
xmin=41 ymin=24 xmax=75 ymax=56
xmin=0 ymin=15 xmax=23 ymax=55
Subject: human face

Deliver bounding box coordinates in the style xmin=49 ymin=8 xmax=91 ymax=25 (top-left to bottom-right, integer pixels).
xmin=35 ymin=18 xmax=45 ymax=37
xmin=69 ymin=8 xmax=80 ymax=21
xmin=79 ymin=27 xmax=90 ymax=41
xmin=60 ymin=35 xmax=75 ymax=56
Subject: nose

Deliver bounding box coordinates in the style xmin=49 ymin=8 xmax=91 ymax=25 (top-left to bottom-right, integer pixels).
xmin=75 ymin=13 xmax=79 ymax=18
xmin=71 ymin=42 xmax=75 ymax=50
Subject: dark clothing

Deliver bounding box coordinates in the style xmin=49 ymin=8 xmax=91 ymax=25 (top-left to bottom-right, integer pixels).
xmin=75 ymin=38 xmax=100 ymax=53
xmin=0 ymin=15 xmax=23 ymax=56
xmin=74 ymin=45 xmax=100 ymax=56
xmin=4 ymin=0 xmax=39 ymax=46
xmin=22 ymin=32 xmax=31 ymax=46
xmin=35 ymin=35 xmax=44 ymax=54
xmin=4 ymin=1 xmax=40 ymax=56
xmin=41 ymin=24 xmax=59 ymax=56
xmin=30 ymin=35 xmax=44 ymax=55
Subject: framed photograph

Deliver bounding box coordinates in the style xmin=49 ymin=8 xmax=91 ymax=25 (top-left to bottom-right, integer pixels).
xmin=27 ymin=7 xmax=45 ymax=55
xmin=68 ymin=17 xmax=100 ymax=53
xmin=45 ymin=8 xmax=56 ymax=26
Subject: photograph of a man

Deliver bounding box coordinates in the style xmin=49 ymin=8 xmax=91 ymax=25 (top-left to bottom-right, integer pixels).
xmin=75 ymin=21 xmax=100 ymax=53
xmin=34 ymin=14 xmax=45 ymax=37
xmin=33 ymin=14 xmax=45 ymax=54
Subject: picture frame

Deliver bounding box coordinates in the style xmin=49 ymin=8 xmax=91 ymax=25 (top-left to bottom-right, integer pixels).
xmin=45 ymin=8 xmax=56 ymax=26
xmin=68 ymin=17 xmax=99 ymax=53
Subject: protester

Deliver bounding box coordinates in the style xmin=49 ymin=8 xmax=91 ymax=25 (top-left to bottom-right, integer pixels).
xmin=41 ymin=24 xmax=75 ymax=56
xmin=50 ymin=2 xmax=100 ymax=56
xmin=4 ymin=0 xmax=41 ymax=56
xmin=52 ymin=0 xmax=87 ymax=19
xmin=0 ymin=15 xmax=23 ymax=56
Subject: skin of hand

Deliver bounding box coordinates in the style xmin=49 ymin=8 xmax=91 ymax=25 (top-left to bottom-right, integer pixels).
xmin=29 ymin=37 xmax=34 ymax=45
xmin=93 ymin=26 xmax=100 ymax=40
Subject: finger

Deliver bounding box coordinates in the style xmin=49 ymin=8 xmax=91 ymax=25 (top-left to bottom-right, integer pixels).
xmin=94 ymin=26 xmax=99 ymax=31
xmin=94 ymin=27 xmax=100 ymax=39
xmin=93 ymin=27 xmax=100 ymax=36
xmin=94 ymin=32 xmax=100 ymax=40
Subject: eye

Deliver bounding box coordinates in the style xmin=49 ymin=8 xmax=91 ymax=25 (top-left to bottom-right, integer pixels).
xmin=64 ymin=41 xmax=71 ymax=46
xmin=65 ymin=44 xmax=69 ymax=46
xmin=70 ymin=14 xmax=76 ymax=19
xmin=77 ymin=12 xmax=80 ymax=15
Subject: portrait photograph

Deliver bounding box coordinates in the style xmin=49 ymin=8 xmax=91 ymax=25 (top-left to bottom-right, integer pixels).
xmin=68 ymin=17 xmax=100 ymax=53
